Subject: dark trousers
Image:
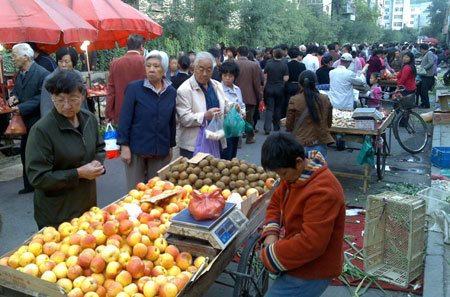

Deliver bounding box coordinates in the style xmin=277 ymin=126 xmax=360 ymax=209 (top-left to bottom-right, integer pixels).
xmin=264 ymin=84 xmax=285 ymax=132
xmin=245 ymin=104 xmax=256 ymax=140
xmin=180 ymin=148 xmax=194 ymax=159
xmin=417 ymin=76 xmax=434 ymax=107
xmin=20 ymin=134 xmax=33 ymax=191
xmin=220 ymin=137 xmax=239 ymax=160
xmin=283 ymin=82 xmax=299 ymax=119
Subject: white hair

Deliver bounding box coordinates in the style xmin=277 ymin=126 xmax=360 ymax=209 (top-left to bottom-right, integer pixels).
xmin=12 ymin=43 xmax=34 ymax=61
xmin=194 ymin=51 xmax=216 ymax=68
xmin=145 ymin=50 xmax=169 ymax=73
xmin=299 ymin=45 xmax=307 ymax=52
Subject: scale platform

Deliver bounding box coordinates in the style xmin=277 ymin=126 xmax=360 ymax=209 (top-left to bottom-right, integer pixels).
xmin=167 ymin=202 xmax=248 ymax=254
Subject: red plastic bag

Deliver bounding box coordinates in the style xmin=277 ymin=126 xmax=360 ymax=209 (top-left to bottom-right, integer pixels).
xmin=188 ymin=189 xmax=226 ymax=221
xmin=4 ymin=115 xmax=26 ymax=135
xmin=258 ymin=100 xmax=266 ymax=112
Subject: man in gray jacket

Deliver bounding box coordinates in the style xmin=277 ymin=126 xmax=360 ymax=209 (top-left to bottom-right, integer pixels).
xmin=417 ymin=43 xmax=435 ymax=108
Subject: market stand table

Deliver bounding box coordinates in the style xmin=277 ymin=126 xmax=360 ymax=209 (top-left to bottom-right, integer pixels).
xmin=329 ymin=111 xmax=395 ymax=193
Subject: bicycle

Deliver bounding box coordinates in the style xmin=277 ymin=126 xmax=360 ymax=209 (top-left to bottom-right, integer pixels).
xmin=361 ymin=87 xmax=429 ymax=156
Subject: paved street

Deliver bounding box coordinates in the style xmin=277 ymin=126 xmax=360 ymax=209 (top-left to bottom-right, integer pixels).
xmin=0 ymin=109 xmax=433 ymax=296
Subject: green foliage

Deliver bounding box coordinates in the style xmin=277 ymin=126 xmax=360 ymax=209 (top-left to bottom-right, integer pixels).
xmin=421 ymin=0 xmax=447 ymax=39
xmin=381 ymin=28 xmax=419 ymax=44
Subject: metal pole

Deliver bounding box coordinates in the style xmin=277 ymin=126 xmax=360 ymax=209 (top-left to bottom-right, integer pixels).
xmin=85 ymin=50 xmax=92 ymax=88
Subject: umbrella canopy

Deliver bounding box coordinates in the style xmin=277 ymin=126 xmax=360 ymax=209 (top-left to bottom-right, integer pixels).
xmin=0 ymin=0 xmax=98 ymax=53
xmin=57 ymin=0 xmax=163 ymax=51
xmin=422 ymin=38 xmax=438 ymax=44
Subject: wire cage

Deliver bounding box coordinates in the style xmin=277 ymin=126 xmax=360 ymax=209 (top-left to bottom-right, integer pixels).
xmin=397 ymin=94 xmax=416 ymax=110
xmin=363 ymin=192 xmax=426 ymax=288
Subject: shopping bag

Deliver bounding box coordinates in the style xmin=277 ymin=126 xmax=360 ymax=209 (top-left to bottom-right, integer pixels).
xmin=205 ymin=113 xmax=225 ymax=141
xmin=4 ymin=114 xmax=26 ymax=135
xmin=188 ymin=189 xmax=226 ymax=221
xmin=223 ymin=105 xmax=245 ymax=138
xmin=244 ymin=121 xmax=253 ymax=133
xmin=104 ymin=123 xmax=119 ymax=159
xmin=357 ymin=136 xmax=375 ymax=165
xmin=194 ymin=122 xmax=221 ymax=158
xmin=417 ymin=66 xmax=427 ymax=76
xmin=258 ymin=100 xmax=266 ymax=112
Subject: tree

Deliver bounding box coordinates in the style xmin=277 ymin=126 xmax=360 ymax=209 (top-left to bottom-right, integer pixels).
xmin=339 ymin=0 xmax=382 ymax=43
xmin=421 ymin=0 xmax=447 ymax=38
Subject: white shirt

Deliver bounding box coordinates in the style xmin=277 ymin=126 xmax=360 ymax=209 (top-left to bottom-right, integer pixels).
xmin=302 ymin=54 xmax=320 ymax=72
xmin=328 ymin=66 xmax=366 ymax=110
xmin=221 ymin=82 xmax=246 ymax=115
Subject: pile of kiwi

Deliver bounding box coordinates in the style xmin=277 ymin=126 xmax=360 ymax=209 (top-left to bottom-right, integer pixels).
xmin=165 ymin=156 xmax=277 ymax=196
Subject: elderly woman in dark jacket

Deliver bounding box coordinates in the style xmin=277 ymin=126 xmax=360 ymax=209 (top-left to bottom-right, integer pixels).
xmin=118 ymin=50 xmax=177 ymax=190
xmin=26 ymin=70 xmax=105 ymax=229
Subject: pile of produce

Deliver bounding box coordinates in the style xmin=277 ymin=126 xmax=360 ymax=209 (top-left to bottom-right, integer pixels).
xmin=165 ymin=156 xmax=277 ymax=198
xmin=87 ymin=84 xmax=107 ymax=97
xmin=0 ymin=99 xmax=12 ymax=113
xmin=332 ymin=109 xmax=355 ymax=128
xmin=0 ymin=178 xmax=206 ymax=297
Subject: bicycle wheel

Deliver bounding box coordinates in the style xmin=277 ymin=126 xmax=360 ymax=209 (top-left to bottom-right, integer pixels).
xmin=376 ymin=135 xmax=387 ymax=179
xmin=233 ymin=233 xmax=269 ymax=297
xmin=393 ymin=111 xmax=429 ymax=154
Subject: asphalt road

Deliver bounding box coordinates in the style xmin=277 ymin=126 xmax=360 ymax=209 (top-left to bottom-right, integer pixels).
xmin=0 ymin=110 xmax=432 ymax=297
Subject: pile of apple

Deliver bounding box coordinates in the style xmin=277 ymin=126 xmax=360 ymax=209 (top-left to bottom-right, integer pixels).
xmin=0 ymin=177 xmax=205 ymax=297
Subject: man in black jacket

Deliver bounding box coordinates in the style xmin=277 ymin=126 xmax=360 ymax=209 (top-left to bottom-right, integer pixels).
xmin=8 ymin=43 xmax=50 ymax=194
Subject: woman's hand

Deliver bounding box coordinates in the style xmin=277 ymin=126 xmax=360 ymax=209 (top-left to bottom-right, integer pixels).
xmin=205 ymin=108 xmax=221 ymax=121
xmin=77 ymin=161 xmax=105 ymax=180
xmin=168 ymin=148 xmax=173 ymax=161
xmin=263 ymin=235 xmax=278 ymax=246
xmin=234 ymin=103 xmax=240 ymax=113
xmin=121 ymin=145 xmax=132 ymax=165
xmin=8 ymin=96 xmax=19 ymax=107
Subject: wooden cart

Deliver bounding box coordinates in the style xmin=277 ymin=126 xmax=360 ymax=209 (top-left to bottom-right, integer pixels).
xmin=329 ymin=111 xmax=395 ymax=194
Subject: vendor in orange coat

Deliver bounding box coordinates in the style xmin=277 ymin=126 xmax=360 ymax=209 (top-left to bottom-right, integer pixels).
xmin=259 ymin=133 xmax=345 ymax=297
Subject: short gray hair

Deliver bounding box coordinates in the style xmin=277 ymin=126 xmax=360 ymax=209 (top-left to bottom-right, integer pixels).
xmin=12 ymin=43 xmax=34 ymax=61
xmin=194 ymin=52 xmax=216 ymax=68
xmin=145 ymin=50 xmax=169 ymax=73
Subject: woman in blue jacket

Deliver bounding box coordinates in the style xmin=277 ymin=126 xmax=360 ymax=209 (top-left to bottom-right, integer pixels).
xmin=118 ymin=50 xmax=177 ymax=189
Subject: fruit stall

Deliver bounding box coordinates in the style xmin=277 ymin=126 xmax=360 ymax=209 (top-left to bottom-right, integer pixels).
xmin=0 ymin=153 xmax=278 ymax=297
xmin=330 ymin=108 xmax=395 ymax=193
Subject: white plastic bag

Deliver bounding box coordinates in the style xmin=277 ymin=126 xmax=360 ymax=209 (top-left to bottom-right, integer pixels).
xmin=104 ymin=123 xmax=120 ymax=159
xmin=205 ymin=113 xmax=225 ymax=141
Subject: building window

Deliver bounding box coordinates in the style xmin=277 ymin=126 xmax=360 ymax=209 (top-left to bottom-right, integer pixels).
xmin=394 ymin=0 xmax=402 ymax=4
xmin=394 ymin=15 xmax=402 ymax=19
xmin=394 ymin=22 xmax=402 ymax=26
xmin=384 ymin=15 xmax=390 ymax=19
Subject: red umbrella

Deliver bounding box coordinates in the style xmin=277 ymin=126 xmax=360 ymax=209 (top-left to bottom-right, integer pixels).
xmin=0 ymin=0 xmax=98 ymax=53
xmin=422 ymin=38 xmax=438 ymax=44
xmin=57 ymin=0 xmax=163 ymax=51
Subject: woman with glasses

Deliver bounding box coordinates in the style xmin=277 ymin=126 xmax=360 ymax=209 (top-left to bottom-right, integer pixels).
xmin=40 ymin=47 xmax=89 ymax=117
xmin=25 ymin=70 xmax=105 ymax=229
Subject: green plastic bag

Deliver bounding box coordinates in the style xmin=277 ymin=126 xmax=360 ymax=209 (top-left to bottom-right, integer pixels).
xmin=357 ymin=136 xmax=375 ymax=165
xmin=223 ymin=105 xmax=245 ymax=138
xmin=244 ymin=121 xmax=253 ymax=133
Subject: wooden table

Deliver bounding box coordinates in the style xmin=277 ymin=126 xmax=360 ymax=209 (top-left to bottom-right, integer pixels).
xmin=329 ymin=112 xmax=395 ymax=193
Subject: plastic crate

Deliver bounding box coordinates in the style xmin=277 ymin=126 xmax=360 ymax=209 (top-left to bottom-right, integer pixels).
xmin=431 ymin=147 xmax=450 ymax=168
xmin=364 ymin=192 xmax=426 ymax=288
xmin=416 ymin=187 xmax=450 ymax=215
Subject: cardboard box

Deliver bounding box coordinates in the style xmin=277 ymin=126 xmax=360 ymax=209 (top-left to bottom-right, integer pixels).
xmin=433 ymin=111 xmax=450 ymax=125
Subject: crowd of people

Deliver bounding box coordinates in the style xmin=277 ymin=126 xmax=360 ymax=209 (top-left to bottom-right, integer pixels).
xmin=4 ymin=35 xmax=446 ymax=296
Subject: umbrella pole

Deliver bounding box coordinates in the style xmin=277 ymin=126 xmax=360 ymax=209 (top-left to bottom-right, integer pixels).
xmin=0 ymin=56 xmax=6 ymax=104
xmin=86 ymin=50 xmax=91 ymax=88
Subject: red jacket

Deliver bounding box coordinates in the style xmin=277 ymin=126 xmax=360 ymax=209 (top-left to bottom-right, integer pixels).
xmin=261 ymin=157 xmax=345 ymax=280
xmin=397 ymin=65 xmax=416 ymax=92
xmin=106 ymin=52 xmax=146 ymax=123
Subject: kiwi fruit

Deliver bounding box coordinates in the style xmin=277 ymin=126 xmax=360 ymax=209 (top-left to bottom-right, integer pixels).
xmin=247 ymin=174 xmax=256 ymax=182
xmin=257 ymin=180 xmax=265 ymax=187
xmin=188 ymin=174 xmax=198 ymax=183
xmin=203 ymin=166 xmax=212 ymax=173
xmin=217 ymin=161 xmax=226 ymax=171
xmin=206 ymin=155 xmax=214 ymax=162
xmin=250 ymin=182 xmax=257 ymax=188
xmin=216 ymin=181 xmax=225 ymax=189
xmin=221 ymin=168 xmax=230 ymax=176
xmin=247 ymin=168 xmax=256 ymax=175
xmin=193 ymin=167 xmax=202 ymax=175
xmin=169 ymin=177 xmax=177 ymax=184
xmin=203 ymin=178 xmax=212 ymax=186
xmin=170 ymin=165 xmax=179 ymax=172
xmin=194 ymin=179 xmax=203 ymax=189
xmin=213 ymin=173 xmax=221 ymax=182
xmin=171 ymin=171 xmax=180 ymax=180
xmin=178 ymin=163 xmax=188 ymax=172
xmin=229 ymin=181 xmax=236 ymax=189
xmin=238 ymin=187 xmax=246 ymax=196
xmin=230 ymin=173 xmax=238 ymax=181
xmin=235 ymin=180 xmax=245 ymax=188
xmin=199 ymin=159 xmax=208 ymax=168
xmin=239 ymin=163 xmax=248 ymax=173
xmin=165 ymin=171 xmax=172 ymax=179
xmin=268 ymin=172 xmax=276 ymax=179
xmin=179 ymin=171 xmax=188 ymax=180
xmin=220 ymin=176 xmax=230 ymax=185
xmin=260 ymin=173 xmax=268 ymax=181
xmin=186 ymin=167 xmax=193 ymax=174
xmin=199 ymin=171 xmax=206 ymax=179
xmin=231 ymin=166 xmax=240 ymax=175
xmin=256 ymin=166 xmax=265 ymax=174
xmin=212 ymin=168 xmax=220 ymax=174
xmin=205 ymin=172 xmax=214 ymax=179
xmin=181 ymin=157 xmax=189 ymax=162
xmin=237 ymin=172 xmax=246 ymax=180
xmin=209 ymin=158 xmax=218 ymax=167
xmin=239 ymin=159 xmax=247 ymax=165
xmin=245 ymin=185 xmax=250 ymax=191
xmin=250 ymin=164 xmax=257 ymax=170
xmin=177 ymin=179 xmax=183 ymax=186
xmin=231 ymin=158 xmax=240 ymax=167
xmin=256 ymin=186 xmax=264 ymax=194
xmin=225 ymin=160 xmax=232 ymax=168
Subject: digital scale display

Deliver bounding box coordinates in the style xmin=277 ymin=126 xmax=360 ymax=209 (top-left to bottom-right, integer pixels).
xmin=214 ymin=217 xmax=238 ymax=245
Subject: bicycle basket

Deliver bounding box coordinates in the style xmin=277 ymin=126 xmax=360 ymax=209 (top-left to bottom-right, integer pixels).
xmin=397 ymin=94 xmax=415 ymax=109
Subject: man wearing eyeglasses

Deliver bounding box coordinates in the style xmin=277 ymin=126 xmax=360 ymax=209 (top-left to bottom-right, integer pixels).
xmin=8 ymin=43 xmax=50 ymax=195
